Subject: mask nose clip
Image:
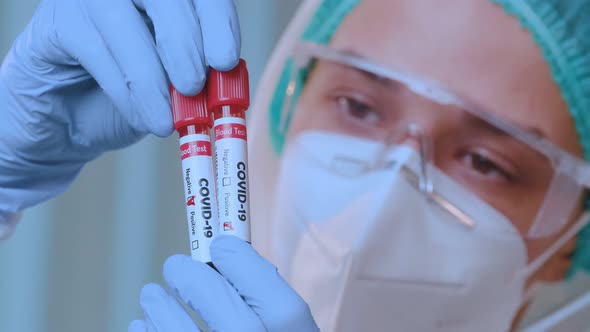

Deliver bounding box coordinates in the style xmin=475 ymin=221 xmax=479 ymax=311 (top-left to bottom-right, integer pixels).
xmin=381 ymin=123 xmax=476 ymax=229
xmin=381 ymin=122 xmax=433 ymax=195
xmin=405 ymin=124 xmax=433 ymax=195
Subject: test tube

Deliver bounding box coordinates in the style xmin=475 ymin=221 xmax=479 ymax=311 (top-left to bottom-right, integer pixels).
xmin=170 ymin=85 xmax=219 ymax=264
xmin=209 ymin=59 xmax=251 ymax=243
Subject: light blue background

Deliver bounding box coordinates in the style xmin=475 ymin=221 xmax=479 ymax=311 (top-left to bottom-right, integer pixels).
xmin=0 ymin=1 xmax=300 ymax=331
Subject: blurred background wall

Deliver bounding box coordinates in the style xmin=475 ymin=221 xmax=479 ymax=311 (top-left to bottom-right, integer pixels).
xmin=0 ymin=1 xmax=301 ymax=331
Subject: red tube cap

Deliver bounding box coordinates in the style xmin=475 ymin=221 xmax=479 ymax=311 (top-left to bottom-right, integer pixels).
xmin=208 ymin=59 xmax=250 ymax=110
xmin=170 ymin=84 xmax=212 ymax=130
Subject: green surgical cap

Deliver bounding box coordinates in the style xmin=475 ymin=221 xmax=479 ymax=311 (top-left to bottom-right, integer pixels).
xmin=268 ymin=0 xmax=590 ymax=272
xmin=490 ymin=0 xmax=590 ymax=275
xmin=268 ymin=0 xmax=361 ymax=154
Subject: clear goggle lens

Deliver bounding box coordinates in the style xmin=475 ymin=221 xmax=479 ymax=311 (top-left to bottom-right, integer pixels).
xmin=278 ymin=42 xmax=590 ymax=239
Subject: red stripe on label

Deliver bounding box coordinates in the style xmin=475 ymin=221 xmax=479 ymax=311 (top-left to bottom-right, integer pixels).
xmin=214 ymin=123 xmax=247 ymax=140
xmin=180 ymin=141 xmax=212 ymax=160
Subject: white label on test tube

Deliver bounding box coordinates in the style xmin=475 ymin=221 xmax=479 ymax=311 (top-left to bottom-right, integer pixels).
xmin=214 ymin=117 xmax=251 ymax=242
xmin=179 ymin=133 xmax=219 ymax=262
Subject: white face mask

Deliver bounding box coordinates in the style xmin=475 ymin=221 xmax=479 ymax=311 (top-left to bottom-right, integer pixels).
xmin=271 ymin=131 xmax=587 ymax=332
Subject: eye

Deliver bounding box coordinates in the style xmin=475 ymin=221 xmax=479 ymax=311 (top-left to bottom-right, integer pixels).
xmin=335 ymin=96 xmax=381 ymax=125
xmin=459 ymin=149 xmax=516 ymax=183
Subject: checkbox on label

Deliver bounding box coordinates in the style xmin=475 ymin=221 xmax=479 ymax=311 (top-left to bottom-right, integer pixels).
xmin=192 ymin=240 xmax=199 ymax=250
xmin=223 ymin=177 xmax=231 ymax=186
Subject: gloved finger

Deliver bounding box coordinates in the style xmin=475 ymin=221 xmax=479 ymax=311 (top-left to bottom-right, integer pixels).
xmin=130 ymin=320 xmax=164 ymax=332
xmin=211 ymin=236 xmax=319 ymax=332
xmin=145 ymin=319 xmax=158 ymax=332
xmin=55 ymin=9 xmax=136 ymax=137
xmin=193 ymin=0 xmax=241 ymax=71
xmin=163 ymin=255 xmax=265 ymax=332
xmin=67 ymin=91 xmax=145 ymax=151
xmin=128 ymin=320 xmax=148 ymax=332
xmin=76 ymin=0 xmax=172 ymax=137
xmin=132 ymin=0 xmax=206 ymax=96
xmin=139 ymin=283 xmax=201 ymax=332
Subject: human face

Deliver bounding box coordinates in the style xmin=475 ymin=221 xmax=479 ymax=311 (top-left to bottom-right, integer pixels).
xmin=286 ymin=0 xmax=585 ymax=282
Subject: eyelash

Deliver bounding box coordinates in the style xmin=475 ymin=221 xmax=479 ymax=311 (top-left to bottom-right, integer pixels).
xmin=329 ymin=93 xmax=519 ymax=184
xmin=456 ymin=148 xmax=518 ymax=184
xmin=332 ymin=94 xmax=382 ymax=125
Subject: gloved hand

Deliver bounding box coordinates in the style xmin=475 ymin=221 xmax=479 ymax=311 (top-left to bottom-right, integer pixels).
xmin=129 ymin=236 xmax=320 ymax=332
xmin=0 ymin=0 xmax=240 ymax=228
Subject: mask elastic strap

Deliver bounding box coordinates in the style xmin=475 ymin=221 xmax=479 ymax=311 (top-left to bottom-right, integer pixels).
xmin=520 ymin=211 xmax=590 ymax=281
xmin=520 ymin=286 xmax=590 ymax=332
xmin=521 ymin=283 xmax=542 ymax=306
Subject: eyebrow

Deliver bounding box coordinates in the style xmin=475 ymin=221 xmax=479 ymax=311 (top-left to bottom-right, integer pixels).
xmin=338 ymin=47 xmax=367 ymax=59
xmin=334 ymin=48 xmax=549 ymax=140
xmin=457 ymin=93 xmax=549 ymax=140
xmin=520 ymin=125 xmax=547 ymax=139
xmin=461 ymin=110 xmax=548 ymax=141
xmin=332 ymin=48 xmax=404 ymax=89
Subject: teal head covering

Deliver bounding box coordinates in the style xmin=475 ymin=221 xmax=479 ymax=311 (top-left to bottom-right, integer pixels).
xmin=268 ymin=0 xmax=590 ymax=272
xmin=268 ymin=0 xmax=361 ymax=154
xmin=490 ymin=0 xmax=590 ymax=274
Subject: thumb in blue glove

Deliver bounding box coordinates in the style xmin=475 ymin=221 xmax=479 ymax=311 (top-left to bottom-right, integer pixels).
xmin=130 ymin=236 xmax=319 ymax=332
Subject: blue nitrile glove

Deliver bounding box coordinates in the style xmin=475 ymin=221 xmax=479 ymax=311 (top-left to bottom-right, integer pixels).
xmin=0 ymin=0 xmax=240 ymax=236
xmin=129 ymin=236 xmax=320 ymax=332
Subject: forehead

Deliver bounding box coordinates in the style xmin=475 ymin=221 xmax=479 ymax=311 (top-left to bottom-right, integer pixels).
xmin=327 ymin=0 xmax=581 ymax=155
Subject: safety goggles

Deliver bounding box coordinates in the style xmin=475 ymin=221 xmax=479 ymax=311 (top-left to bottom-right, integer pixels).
xmin=278 ymin=41 xmax=590 ymax=239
